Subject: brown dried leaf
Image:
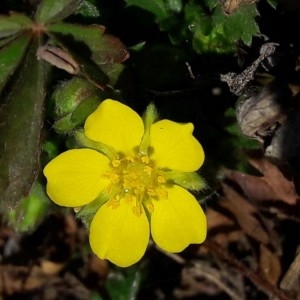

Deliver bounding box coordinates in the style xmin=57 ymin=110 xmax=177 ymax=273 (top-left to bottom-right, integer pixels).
xmin=0 ymin=265 xmax=46 ymax=295
xmin=259 ymin=244 xmax=281 ymax=285
xmin=224 ymin=158 xmax=299 ymax=205
xmin=220 ymin=183 xmax=269 ymax=244
xmin=206 ymin=208 xmax=244 ymax=246
xmin=207 ymin=207 xmax=235 ymax=229
xmin=40 ymin=260 xmax=65 ymax=276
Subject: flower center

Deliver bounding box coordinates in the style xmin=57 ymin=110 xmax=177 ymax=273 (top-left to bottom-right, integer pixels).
xmin=104 ymin=154 xmax=167 ymax=216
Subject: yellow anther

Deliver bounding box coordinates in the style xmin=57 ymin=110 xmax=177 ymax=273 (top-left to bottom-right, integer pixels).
xmin=147 ymin=188 xmax=157 ymax=197
xmin=126 ymin=156 xmax=134 ymax=163
xmin=141 ymin=156 xmax=150 ymax=164
xmin=132 ymin=205 xmax=143 ymax=217
xmin=104 ymin=152 xmax=168 ymax=213
xmin=134 ymin=187 xmax=144 ymax=194
xmin=143 ymin=166 xmax=152 ymax=175
xmin=129 ymin=172 xmax=138 ymax=179
xmin=111 ymin=173 xmax=120 ymax=183
xmin=107 ymin=198 xmax=120 ymax=209
xmin=157 ymin=174 xmax=166 ymax=183
xmin=112 ymin=159 xmax=121 ymax=168
xmin=124 ymin=194 xmax=135 ymax=204
xmin=146 ymin=201 xmax=154 ymax=213
xmin=155 ymin=188 xmax=168 ymax=200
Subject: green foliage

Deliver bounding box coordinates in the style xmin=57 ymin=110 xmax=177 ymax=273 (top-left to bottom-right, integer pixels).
xmin=0 ymin=34 xmax=31 ymax=91
xmin=52 ymin=77 xmax=104 ymax=133
xmin=212 ymin=4 xmax=259 ymax=47
xmin=0 ymin=37 xmax=48 ymax=211
xmin=126 ymin=0 xmax=170 ymax=21
xmin=266 ymin=0 xmax=279 ymax=9
xmin=76 ymin=0 xmax=100 ymax=17
xmin=8 ymin=181 xmax=50 ymax=232
xmin=0 ymin=0 xmax=128 ymax=213
xmin=105 ymin=265 xmax=145 ymax=300
xmin=125 ymin=0 xmax=260 ymax=53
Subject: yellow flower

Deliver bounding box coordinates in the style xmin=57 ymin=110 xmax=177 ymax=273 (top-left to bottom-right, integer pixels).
xmin=44 ymin=99 xmax=207 ymax=267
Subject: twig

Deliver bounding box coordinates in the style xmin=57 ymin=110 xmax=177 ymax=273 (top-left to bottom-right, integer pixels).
xmin=280 ymin=245 xmax=300 ymax=291
xmin=190 ymin=262 xmax=245 ymax=300
xmin=153 ymin=244 xmax=186 ymax=265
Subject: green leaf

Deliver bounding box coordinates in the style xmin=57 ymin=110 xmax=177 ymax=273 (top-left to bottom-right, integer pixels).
xmin=239 ymin=5 xmax=260 ymax=45
xmin=125 ymin=0 xmax=169 ymax=21
xmin=0 ymin=37 xmax=49 ymax=211
xmin=35 ymin=0 xmax=81 ymax=23
xmin=48 ymin=22 xmax=105 ymax=40
xmin=266 ymin=0 xmax=279 ymax=9
xmin=8 ymin=181 xmax=50 ymax=232
xmin=184 ymin=3 xmax=212 ymax=36
xmin=105 ymin=266 xmax=145 ymax=300
xmin=205 ymin=0 xmax=218 ymax=9
xmin=166 ymin=0 xmax=183 ymax=13
xmin=0 ymin=34 xmax=31 ymax=93
xmin=213 ymin=3 xmax=259 ymax=47
xmin=0 ymin=35 xmax=17 ymax=48
xmin=48 ymin=23 xmax=129 ymax=66
xmin=76 ymin=0 xmax=100 ymax=17
xmin=90 ymin=292 xmax=104 ymax=300
xmin=0 ymin=13 xmax=32 ymax=38
xmin=90 ymin=34 xmax=130 ymax=65
xmin=101 ymin=63 xmax=127 ymax=86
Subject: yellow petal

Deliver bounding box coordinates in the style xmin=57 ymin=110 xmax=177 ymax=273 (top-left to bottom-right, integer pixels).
xmin=84 ymin=99 xmax=144 ymax=155
xmin=150 ymin=185 xmax=206 ymax=252
xmin=44 ymin=149 xmax=110 ymax=207
xmin=90 ymin=198 xmax=150 ymax=267
xmin=150 ymin=120 xmax=204 ymax=172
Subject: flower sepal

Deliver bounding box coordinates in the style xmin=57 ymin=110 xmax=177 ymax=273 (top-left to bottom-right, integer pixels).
xmin=139 ymin=102 xmax=158 ymax=154
xmin=76 ymin=192 xmax=110 ymax=227
xmin=74 ymin=130 xmax=118 ymax=160
xmin=164 ymin=171 xmax=206 ymax=191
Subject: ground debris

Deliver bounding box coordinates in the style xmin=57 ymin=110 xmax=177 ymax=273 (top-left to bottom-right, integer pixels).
xmin=177 ymin=154 xmax=300 ymax=299
xmin=220 ymin=42 xmax=278 ymax=96
xmin=0 ymin=214 xmax=108 ymax=299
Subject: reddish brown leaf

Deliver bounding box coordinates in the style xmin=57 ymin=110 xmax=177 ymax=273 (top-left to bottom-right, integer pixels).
xmin=206 ymin=208 xmax=244 ymax=246
xmin=207 ymin=207 xmax=236 ymax=229
xmin=220 ymin=183 xmax=269 ymax=244
xmin=259 ymin=244 xmax=281 ymax=285
xmin=224 ymin=158 xmax=299 ymax=205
